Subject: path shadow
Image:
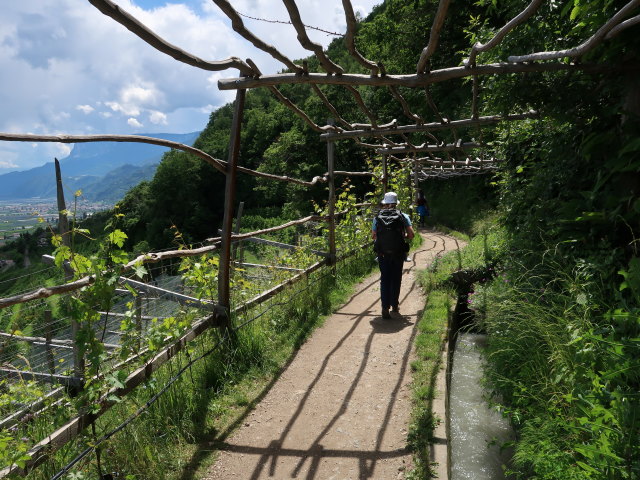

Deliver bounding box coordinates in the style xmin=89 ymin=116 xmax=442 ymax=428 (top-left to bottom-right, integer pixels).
xmin=177 ymin=233 xmax=442 ymax=479
xmin=217 ymin=297 xmax=418 ymax=480
xmin=177 ymin=279 xmax=380 ymax=480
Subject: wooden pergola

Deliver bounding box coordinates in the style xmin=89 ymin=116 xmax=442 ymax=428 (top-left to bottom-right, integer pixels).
xmin=0 ymin=1 xmax=638 ymax=476
xmin=2 ymin=0 xmax=638 ymax=310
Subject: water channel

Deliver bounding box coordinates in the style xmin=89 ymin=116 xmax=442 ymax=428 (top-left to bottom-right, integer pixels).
xmin=449 ymin=332 xmax=514 ymax=480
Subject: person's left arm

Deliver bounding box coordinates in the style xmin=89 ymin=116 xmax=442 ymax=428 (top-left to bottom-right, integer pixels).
xmin=403 ymin=213 xmax=415 ymax=240
xmin=405 ymin=225 xmax=415 ymax=240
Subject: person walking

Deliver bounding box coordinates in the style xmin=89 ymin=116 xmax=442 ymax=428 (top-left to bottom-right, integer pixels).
xmin=416 ymin=190 xmax=429 ymax=227
xmin=372 ymin=191 xmax=415 ymax=319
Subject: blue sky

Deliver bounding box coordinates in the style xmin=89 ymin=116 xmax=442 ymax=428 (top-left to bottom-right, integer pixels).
xmin=0 ymin=0 xmax=380 ymax=172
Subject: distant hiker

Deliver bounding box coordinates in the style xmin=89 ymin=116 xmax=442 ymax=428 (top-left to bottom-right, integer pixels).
xmin=416 ymin=190 xmax=429 ymax=227
xmin=372 ymin=191 xmax=414 ymax=319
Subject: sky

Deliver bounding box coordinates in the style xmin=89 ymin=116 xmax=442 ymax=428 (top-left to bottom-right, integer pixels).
xmin=0 ymin=0 xmax=381 ymax=172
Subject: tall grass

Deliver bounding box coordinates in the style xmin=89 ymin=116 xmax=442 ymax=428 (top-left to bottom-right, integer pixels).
xmin=478 ymin=255 xmax=640 ymax=479
xmin=413 ymin=218 xmax=639 ymax=479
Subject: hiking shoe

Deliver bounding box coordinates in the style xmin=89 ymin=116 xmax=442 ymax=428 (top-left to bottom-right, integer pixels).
xmin=391 ymin=306 xmax=399 ymax=313
xmin=382 ymin=308 xmax=391 ymax=319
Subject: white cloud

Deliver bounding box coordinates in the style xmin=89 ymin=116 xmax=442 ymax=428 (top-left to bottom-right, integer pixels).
xmin=0 ymin=159 xmax=19 ymax=170
xmin=76 ymin=105 xmax=94 ymax=114
xmin=127 ymin=117 xmax=144 ymax=128
xmin=0 ymin=0 xmax=381 ymax=170
xmin=55 ymin=143 xmax=73 ymax=158
xmin=149 ymin=111 xmax=168 ymax=125
xmin=106 ymin=101 xmax=140 ymax=117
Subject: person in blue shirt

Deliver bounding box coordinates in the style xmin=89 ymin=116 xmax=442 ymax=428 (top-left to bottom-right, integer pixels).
xmin=416 ymin=190 xmax=429 ymax=227
xmin=372 ymin=192 xmax=414 ymax=319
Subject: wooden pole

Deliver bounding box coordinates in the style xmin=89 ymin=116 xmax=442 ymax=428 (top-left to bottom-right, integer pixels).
xmin=218 ymin=89 xmax=246 ymax=320
xmin=382 ymin=154 xmax=388 ymax=193
xmin=135 ymin=295 xmax=142 ymax=351
xmin=326 ymin=119 xmax=337 ymax=267
xmin=54 ymin=158 xmax=70 ymax=249
xmin=45 ymin=310 xmax=55 ymax=375
xmin=71 ymin=317 xmax=84 ymax=382
xmin=413 ymin=154 xmax=419 ymax=193
xmin=233 ymin=201 xmax=244 ymax=263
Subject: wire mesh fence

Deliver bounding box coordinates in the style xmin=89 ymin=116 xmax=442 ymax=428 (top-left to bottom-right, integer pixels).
xmin=0 ymin=200 xmax=376 ymax=477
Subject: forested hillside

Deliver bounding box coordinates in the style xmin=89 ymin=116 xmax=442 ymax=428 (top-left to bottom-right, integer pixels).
xmin=3 ymin=0 xmax=635 ymax=477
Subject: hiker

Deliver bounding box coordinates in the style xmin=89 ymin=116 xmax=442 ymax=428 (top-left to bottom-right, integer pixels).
xmin=416 ymin=190 xmax=429 ymax=227
xmin=372 ymin=191 xmax=415 ymax=319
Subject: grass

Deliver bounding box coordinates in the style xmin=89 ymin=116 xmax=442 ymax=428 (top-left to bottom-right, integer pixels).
xmin=406 ymin=289 xmax=452 ymax=479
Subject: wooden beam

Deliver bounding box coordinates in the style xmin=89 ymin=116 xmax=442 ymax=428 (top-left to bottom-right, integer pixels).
xmin=281 ymin=0 xmax=343 ymax=75
xmin=319 ymin=112 xmax=537 ymax=140
xmin=218 ymin=62 xmax=608 ymax=90
xmin=465 ymin=0 xmax=544 ymax=66
xmin=219 ymin=89 xmax=246 ymax=312
xmin=508 ymin=0 xmax=640 ymax=63
xmin=377 ymin=141 xmax=480 ymax=155
xmin=342 ymin=0 xmax=379 ymax=75
xmin=327 ymin=121 xmax=337 ymax=267
xmin=0 ymin=133 xmax=226 ymax=174
xmin=87 ymin=0 xmax=254 ymax=75
xmin=416 ymin=0 xmax=452 ymax=73
xmin=211 ymin=0 xmax=303 ymax=74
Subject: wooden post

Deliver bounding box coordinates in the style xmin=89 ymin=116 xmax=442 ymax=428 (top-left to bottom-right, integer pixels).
xmin=45 ymin=310 xmax=55 ymax=375
xmin=382 ymin=154 xmax=388 ymax=193
xmin=413 ymin=154 xmax=419 ymax=193
xmin=54 ymin=158 xmax=70 ymax=249
xmin=135 ymin=295 xmax=142 ymax=351
xmin=218 ymin=89 xmax=246 ymax=319
xmin=71 ymin=317 xmax=84 ymax=382
xmin=233 ymin=201 xmax=244 ymax=263
xmin=326 ymin=119 xmax=337 ymax=267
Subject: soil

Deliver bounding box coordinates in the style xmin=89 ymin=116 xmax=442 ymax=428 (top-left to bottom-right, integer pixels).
xmin=202 ymin=231 xmax=460 ymax=480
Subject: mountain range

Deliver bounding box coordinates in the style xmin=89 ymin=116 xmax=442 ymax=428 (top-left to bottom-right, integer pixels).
xmin=0 ymin=131 xmax=201 ymax=204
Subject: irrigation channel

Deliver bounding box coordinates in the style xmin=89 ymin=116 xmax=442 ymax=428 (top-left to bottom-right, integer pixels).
xmin=449 ymin=333 xmax=514 ymax=480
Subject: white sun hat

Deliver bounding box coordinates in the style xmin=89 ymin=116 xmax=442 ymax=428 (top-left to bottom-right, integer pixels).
xmin=381 ymin=191 xmax=399 ymax=205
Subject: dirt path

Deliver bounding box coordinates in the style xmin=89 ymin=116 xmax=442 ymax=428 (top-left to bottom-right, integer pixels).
xmin=203 ymin=231 xmax=459 ymax=480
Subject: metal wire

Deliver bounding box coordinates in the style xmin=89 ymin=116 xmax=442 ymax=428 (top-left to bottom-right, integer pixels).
xmin=48 ymin=328 xmax=232 ymax=480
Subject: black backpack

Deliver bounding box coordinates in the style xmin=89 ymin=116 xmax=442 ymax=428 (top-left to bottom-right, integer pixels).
xmin=374 ymin=209 xmax=408 ymax=256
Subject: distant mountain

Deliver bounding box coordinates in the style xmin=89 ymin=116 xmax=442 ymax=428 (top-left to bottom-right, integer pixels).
xmin=80 ymin=163 xmax=159 ymax=204
xmin=0 ymin=131 xmax=201 ymax=203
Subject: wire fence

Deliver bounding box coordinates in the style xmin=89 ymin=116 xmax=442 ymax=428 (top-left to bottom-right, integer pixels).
xmin=0 ymin=200 xmax=375 ymax=477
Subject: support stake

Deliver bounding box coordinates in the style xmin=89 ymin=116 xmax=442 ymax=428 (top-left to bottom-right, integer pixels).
xmin=218 ymin=88 xmax=246 ymax=326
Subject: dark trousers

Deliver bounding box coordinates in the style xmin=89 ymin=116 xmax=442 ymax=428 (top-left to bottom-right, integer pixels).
xmin=378 ymin=254 xmax=404 ymax=309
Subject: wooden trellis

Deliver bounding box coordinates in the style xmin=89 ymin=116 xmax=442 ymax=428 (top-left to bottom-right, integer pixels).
xmin=81 ymin=0 xmax=639 ymax=183
xmin=0 ymin=0 xmax=638 ymax=476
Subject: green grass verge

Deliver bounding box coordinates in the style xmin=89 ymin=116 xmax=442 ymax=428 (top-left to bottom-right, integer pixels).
xmin=406 ymin=289 xmax=452 ymax=479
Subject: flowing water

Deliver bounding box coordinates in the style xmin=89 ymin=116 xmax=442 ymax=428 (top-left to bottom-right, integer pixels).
xmin=450 ymin=333 xmax=514 ymax=480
